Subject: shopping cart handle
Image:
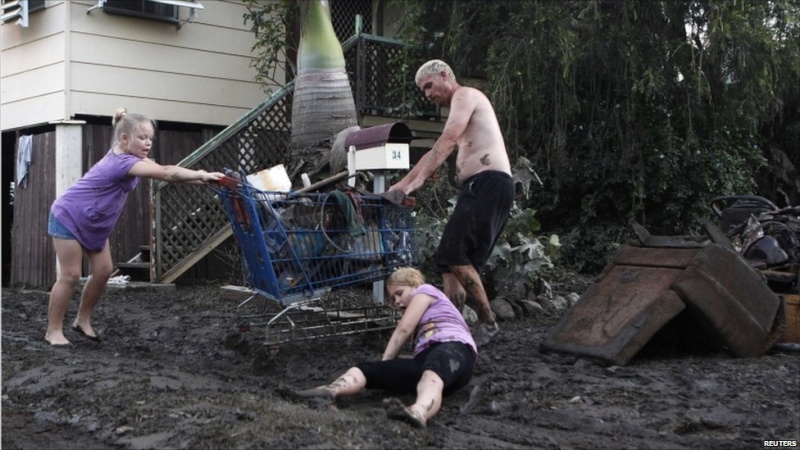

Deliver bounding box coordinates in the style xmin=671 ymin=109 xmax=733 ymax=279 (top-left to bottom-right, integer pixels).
xmin=217 ymin=175 xmax=242 ymax=190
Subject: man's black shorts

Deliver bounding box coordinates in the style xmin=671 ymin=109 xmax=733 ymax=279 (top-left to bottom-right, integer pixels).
xmin=436 ymin=170 xmax=514 ymax=273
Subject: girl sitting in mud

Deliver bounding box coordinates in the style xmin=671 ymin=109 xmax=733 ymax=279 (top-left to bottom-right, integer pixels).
xmin=281 ymin=267 xmax=477 ymax=428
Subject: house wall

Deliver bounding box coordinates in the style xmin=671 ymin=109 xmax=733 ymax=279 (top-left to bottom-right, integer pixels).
xmin=1 ymin=0 xmax=278 ymax=131
xmin=0 ymin=2 xmax=68 ymax=130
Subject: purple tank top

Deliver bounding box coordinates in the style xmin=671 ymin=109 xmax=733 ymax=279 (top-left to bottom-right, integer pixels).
xmin=412 ymin=284 xmax=478 ymax=359
xmin=51 ymin=150 xmax=142 ymax=251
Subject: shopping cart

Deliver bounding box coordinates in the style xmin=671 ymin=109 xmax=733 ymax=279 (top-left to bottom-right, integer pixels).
xmin=214 ymin=173 xmax=414 ymax=347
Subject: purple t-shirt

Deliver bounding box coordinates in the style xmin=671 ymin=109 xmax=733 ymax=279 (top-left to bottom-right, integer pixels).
xmin=412 ymin=284 xmax=478 ymax=360
xmin=51 ymin=150 xmax=141 ymax=251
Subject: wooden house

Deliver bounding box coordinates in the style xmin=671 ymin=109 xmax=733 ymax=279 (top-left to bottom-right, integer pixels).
xmin=1 ymin=0 xmax=443 ymax=288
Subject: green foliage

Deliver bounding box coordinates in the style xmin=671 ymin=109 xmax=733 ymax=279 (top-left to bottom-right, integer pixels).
xmin=393 ymin=0 xmax=800 ymax=273
xmin=484 ymin=205 xmax=558 ymax=298
xmin=243 ymin=0 xmax=297 ymax=91
xmin=409 ymin=162 xmax=556 ymax=296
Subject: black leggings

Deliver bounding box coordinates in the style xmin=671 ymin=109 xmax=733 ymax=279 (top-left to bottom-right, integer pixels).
xmin=355 ymin=342 xmax=475 ymax=396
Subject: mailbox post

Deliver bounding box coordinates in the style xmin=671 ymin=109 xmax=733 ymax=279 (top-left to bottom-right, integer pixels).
xmin=345 ymin=122 xmax=413 ymax=304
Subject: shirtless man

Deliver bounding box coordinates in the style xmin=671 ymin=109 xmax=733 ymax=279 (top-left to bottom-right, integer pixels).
xmin=389 ymin=59 xmax=514 ymax=346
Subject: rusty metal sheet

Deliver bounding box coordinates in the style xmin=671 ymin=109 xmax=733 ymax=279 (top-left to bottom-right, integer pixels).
xmin=541 ymin=266 xmax=686 ymax=366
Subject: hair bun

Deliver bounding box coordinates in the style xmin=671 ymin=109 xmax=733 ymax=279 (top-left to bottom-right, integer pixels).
xmin=112 ymin=107 xmax=128 ymax=127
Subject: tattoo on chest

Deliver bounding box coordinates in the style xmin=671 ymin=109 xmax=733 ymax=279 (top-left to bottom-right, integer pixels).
xmin=480 ymin=153 xmax=491 ymax=166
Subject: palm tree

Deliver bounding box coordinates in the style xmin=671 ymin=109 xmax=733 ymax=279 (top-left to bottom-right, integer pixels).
xmin=290 ymin=0 xmax=358 ymax=172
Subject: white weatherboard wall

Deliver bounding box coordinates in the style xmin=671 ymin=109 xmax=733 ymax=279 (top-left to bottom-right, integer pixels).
xmin=0 ymin=2 xmax=69 ymax=130
xmin=1 ymin=0 xmax=278 ymax=131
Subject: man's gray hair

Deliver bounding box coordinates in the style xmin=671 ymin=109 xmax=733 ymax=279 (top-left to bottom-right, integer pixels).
xmin=415 ymin=59 xmax=457 ymax=85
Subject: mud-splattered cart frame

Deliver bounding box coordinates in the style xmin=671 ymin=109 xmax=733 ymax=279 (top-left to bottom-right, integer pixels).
xmin=213 ymin=174 xmax=414 ymax=348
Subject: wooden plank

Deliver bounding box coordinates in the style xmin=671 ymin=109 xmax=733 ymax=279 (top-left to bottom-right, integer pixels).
xmin=541 ymin=265 xmax=686 ymax=366
xmin=612 ymin=245 xmax=702 ymax=269
xmin=11 ymin=131 xmax=57 ymax=287
xmin=672 ymin=244 xmax=784 ymax=357
xmin=782 ymin=294 xmax=799 ymax=343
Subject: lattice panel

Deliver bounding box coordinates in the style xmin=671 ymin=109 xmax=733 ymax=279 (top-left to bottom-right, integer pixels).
xmin=330 ymin=0 xmax=372 ymax=43
xmin=344 ymin=37 xmax=436 ymax=118
xmin=153 ymin=92 xmax=293 ymax=278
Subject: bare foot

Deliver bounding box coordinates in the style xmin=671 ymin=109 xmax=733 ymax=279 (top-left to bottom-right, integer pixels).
xmin=45 ymin=330 xmax=71 ymax=345
xmin=277 ymin=385 xmax=336 ymax=408
xmin=383 ymin=397 xmax=426 ymax=428
xmin=71 ymin=322 xmax=101 ymax=341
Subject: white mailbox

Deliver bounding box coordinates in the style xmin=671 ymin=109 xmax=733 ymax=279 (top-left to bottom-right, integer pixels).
xmin=345 ymin=122 xmax=413 ymax=171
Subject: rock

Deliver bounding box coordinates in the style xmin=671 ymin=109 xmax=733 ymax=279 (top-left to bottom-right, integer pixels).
xmin=536 ymin=293 xmax=552 ymax=309
xmin=491 ymin=297 xmax=516 ymax=321
xmin=567 ymin=292 xmax=581 ymax=307
xmin=549 ymin=295 xmax=569 ymax=313
xmin=462 ymin=305 xmax=478 ymax=324
xmin=518 ymin=299 xmax=545 ymax=317
xmin=507 ymin=299 xmax=525 ymax=318
xmin=534 ymin=278 xmax=553 ymax=298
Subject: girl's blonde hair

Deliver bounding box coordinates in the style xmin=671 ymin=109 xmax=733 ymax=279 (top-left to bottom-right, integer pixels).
xmin=112 ymin=107 xmax=155 ymax=146
xmin=415 ymin=59 xmax=457 ymax=85
xmin=387 ymin=267 xmax=425 ymax=288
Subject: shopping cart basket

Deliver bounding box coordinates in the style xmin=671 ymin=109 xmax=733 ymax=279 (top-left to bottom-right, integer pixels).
xmin=214 ymin=174 xmax=414 ymax=346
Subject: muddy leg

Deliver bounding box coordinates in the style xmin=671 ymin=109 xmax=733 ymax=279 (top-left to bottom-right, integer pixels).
xmin=442 ymin=272 xmax=467 ymax=311
xmin=73 ymin=241 xmax=113 ymax=339
xmin=450 ymin=265 xmax=495 ymax=324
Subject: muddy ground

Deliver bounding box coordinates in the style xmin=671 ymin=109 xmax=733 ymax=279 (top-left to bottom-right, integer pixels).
xmin=2 ymin=273 xmax=799 ymax=450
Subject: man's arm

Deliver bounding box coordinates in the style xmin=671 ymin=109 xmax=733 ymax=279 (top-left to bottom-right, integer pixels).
xmin=389 ymin=88 xmax=475 ymax=195
xmin=389 ymin=150 xmax=436 ymax=192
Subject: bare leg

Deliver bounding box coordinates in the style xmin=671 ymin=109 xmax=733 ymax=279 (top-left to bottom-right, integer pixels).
xmin=384 ymin=370 xmax=443 ymax=428
xmin=322 ymin=367 xmax=367 ymax=397
xmin=442 ymin=272 xmax=467 ymax=311
xmin=73 ymin=241 xmax=113 ymax=338
xmin=450 ymin=264 xmax=495 ymax=324
xmin=280 ymin=367 xmax=367 ymax=407
xmin=45 ymin=238 xmax=84 ymax=345
xmin=410 ymin=370 xmax=443 ymax=423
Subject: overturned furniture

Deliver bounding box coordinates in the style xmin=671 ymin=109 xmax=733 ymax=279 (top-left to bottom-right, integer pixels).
xmin=541 ymin=220 xmax=787 ymax=366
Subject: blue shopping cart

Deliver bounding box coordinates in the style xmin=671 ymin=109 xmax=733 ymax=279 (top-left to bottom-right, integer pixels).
xmin=214 ymin=173 xmax=414 ymax=346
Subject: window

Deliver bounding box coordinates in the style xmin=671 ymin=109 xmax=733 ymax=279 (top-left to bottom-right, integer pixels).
xmin=103 ymin=0 xmax=179 ymax=24
xmin=1 ymin=0 xmax=45 ymax=27
xmin=28 ymin=0 xmax=43 ymax=13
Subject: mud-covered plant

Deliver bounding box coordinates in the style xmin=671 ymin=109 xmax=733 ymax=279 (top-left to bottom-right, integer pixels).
xmin=484 ymin=206 xmax=560 ymax=299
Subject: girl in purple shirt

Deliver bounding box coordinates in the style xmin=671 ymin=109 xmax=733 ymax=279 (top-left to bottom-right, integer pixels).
xmin=45 ymin=108 xmax=225 ymax=346
xmin=281 ymin=267 xmax=477 ymax=428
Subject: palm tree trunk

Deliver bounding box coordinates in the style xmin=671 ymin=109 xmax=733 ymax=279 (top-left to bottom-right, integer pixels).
xmin=291 ymin=0 xmax=358 ymax=156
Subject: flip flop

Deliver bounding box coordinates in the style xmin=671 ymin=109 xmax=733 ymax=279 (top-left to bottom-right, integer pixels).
xmin=72 ymin=324 xmax=101 ymax=342
xmin=383 ymin=397 xmax=426 ymax=428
